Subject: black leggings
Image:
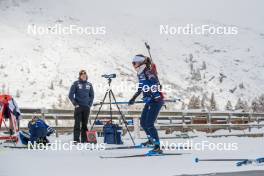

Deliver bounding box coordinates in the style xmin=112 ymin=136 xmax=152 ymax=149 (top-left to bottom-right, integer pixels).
xmin=140 ymin=102 xmax=163 ymax=144
xmin=73 ymin=106 xmax=90 ymax=142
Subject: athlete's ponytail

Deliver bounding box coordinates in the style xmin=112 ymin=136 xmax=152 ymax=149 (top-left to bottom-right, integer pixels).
xmin=144 ymin=56 xmax=152 ymax=69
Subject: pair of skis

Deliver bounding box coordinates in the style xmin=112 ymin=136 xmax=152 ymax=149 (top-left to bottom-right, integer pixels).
xmin=101 ymin=144 xmax=191 ymax=151
xmin=195 ymin=157 xmax=264 ymax=167
xmin=3 ymin=145 xmax=29 ymax=149
xmin=100 ymin=152 xmax=190 ymax=159
xmin=100 ymin=143 xmax=191 ymax=158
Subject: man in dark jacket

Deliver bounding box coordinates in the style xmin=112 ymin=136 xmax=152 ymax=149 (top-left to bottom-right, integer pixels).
xmin=68 ymin=70 xmax=94 ymax=143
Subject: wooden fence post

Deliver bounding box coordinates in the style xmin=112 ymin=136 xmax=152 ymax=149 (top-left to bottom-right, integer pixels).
xmin=54 ymin=115 xmax=59 ymax=138
xmin=228 ymin=113 xmax=231 ymax=132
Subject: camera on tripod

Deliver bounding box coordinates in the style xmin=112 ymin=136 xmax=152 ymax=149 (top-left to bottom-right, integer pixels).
xmin=91 ymin=72 xmax=135 ymax=145
xmin=101 ymin=74 xmax=116 ymax=79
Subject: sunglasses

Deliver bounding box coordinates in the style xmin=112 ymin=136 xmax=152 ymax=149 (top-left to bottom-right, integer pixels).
xmin=132 ymin=62 xmax=141 ymax=65
xmin=80 ymin=72 xmax=87 ymax=75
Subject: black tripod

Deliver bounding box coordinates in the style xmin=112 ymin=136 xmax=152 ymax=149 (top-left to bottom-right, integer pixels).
xmin=90 ymin=75 xmax=135 ymax=145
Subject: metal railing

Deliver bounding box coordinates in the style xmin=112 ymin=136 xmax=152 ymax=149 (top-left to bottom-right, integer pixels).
xmin=9 ymin=108 xmax=263 ymax=137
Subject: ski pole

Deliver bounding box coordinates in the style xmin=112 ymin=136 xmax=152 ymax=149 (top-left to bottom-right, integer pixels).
xmin=145 ymin=42 xmax=152 ymax=60
xmin=144 ymin=41 xmax=159 ymax=75
xmin=196 ymin=157 xmax=264 ymax=167
xmin=195 ymin=158 xmax=248 ymax=163
xmin=93 ymin=99 xmax=181 ymax=106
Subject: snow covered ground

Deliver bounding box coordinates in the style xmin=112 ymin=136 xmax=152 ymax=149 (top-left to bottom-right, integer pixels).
xmin=0 ymin=130 xmax=264 ymax=176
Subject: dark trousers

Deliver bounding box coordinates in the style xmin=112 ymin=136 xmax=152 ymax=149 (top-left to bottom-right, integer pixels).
xmin=73 ymin=106 xmax=90 ymax=142
xmin=140 ymin=101 xmax=163 ymax=144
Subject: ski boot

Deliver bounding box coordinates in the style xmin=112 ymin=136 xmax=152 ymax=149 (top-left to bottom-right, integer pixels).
xmin=256 ymin=158 xmax=264 ymax=164
xmin=236 ymin=159 xmax=252 ymax=167
xmin=140 ymin=135 xmax=157 ymax=148
xmin=36 ymin=137 xmax=49 ymax=146
xmin=138 ymin=140 xmax=154 ymax=148
xmin=147 ymin=144 xmax=163 ymax=156
xmin=73 ymin=140 xmax=80 ymax=145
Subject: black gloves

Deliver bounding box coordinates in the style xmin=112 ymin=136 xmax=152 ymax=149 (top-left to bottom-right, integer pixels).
xmin=128 ymin=98 xmax=135 ymax=105
xmin=128 ymin=91 xmax=141 ymax=105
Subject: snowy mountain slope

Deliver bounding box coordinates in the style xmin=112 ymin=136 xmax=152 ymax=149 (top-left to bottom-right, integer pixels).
xmin=0 ymin=0 xmax=263 ymax=109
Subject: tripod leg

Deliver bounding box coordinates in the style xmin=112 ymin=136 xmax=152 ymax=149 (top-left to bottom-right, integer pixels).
xmin=109 ymin=90 xmax=136 ymax=146
xmin=90 ymin=90 xmax=109 ymax=130
xmin=108 ymin=89 xmax=113 ymax=123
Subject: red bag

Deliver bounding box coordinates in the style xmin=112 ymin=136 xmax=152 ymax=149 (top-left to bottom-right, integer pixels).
xmin=86 ymin=130 xmax=97 ymax=144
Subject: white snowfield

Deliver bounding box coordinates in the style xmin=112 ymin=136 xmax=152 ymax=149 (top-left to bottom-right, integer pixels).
xmin=0 ymin=0 xmax=264 ymax=175
xmin=0 ymin=130 xmax=264 ymax=176
xmin=0 ymin=0 xmax=264 ymax=109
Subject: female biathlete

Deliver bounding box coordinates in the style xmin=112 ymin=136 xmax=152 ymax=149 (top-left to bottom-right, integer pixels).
xmin=129 ymin=54 xmax=164 ymax=155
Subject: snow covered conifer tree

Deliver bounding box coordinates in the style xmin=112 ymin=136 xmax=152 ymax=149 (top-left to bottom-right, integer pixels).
xmin=252 ymin=94 xmax=264 ymax=112
xmin=201 ymin=93 xmax=209 ymax=110
xmin=194 ymin=96 xmax=201 ymax=109
xmin=210 ymin=92 xmax=217 ymax=111
xmin=15 ymin=89 xmax=21 ymax=98
xmin=188 ymin=95 xmax=196 ymax=109
xmin=258 ymin=95 xmax=264 ymax=111
xmin=225 ymin=100 xmax=233 ymax=111
xmin=251 ymin=98 xmax=258 ymax=112
xmin=181 ymin=102 xmax=186 ymax=110
xmin=201 ymin=61 xmax=206 ymax=70
xmin=235 ymin=98 xmax=244 ymax=110
xmin=243 ymin=101 xmax=250 ymax=112
xmin=49 ymin=81 xmax=54 ymax=90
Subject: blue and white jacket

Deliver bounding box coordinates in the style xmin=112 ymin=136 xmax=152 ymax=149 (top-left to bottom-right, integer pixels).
xmin=133 ymin=67 xmax=164 ymax=104
xmin=28 ymin=118 xmax=55 ymax=143
xmin=69 ymin=80 xmax=94 ymax=107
